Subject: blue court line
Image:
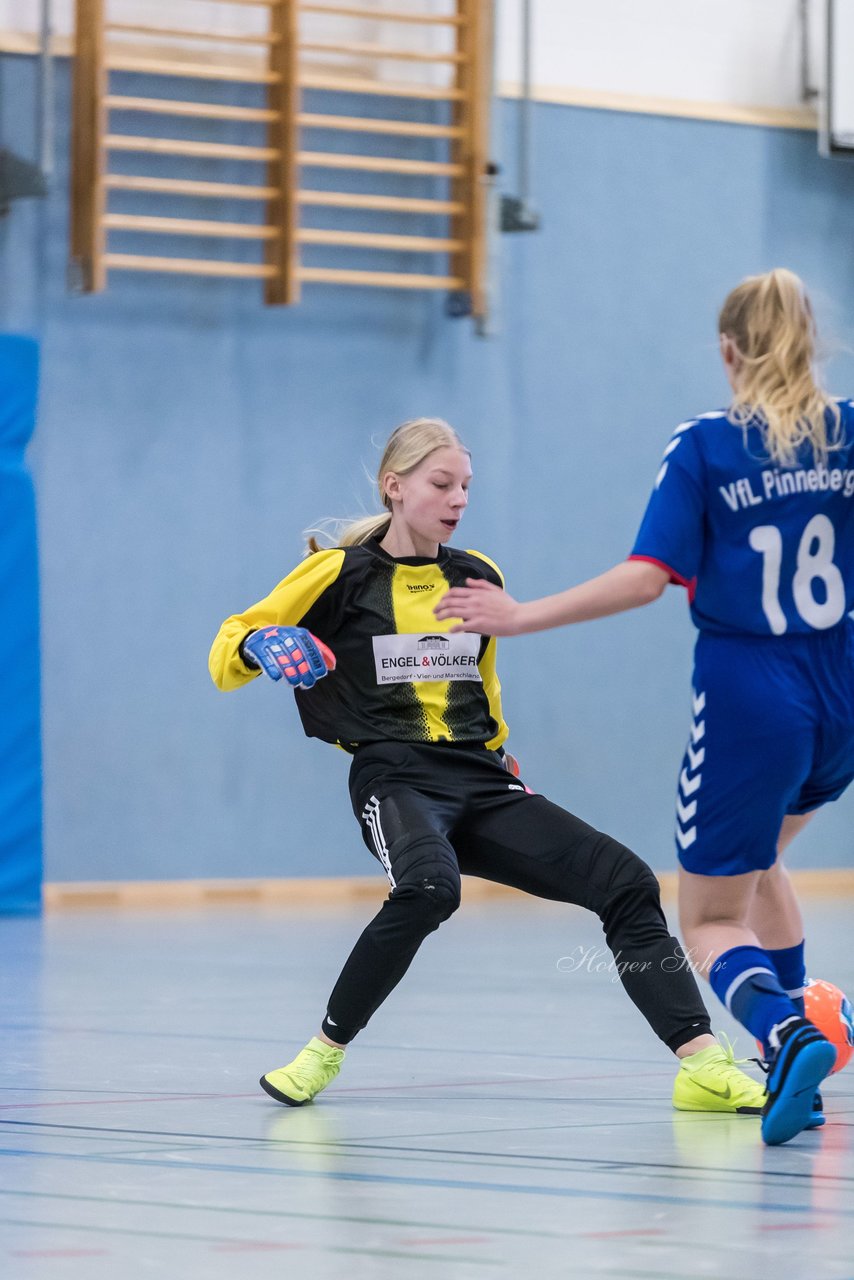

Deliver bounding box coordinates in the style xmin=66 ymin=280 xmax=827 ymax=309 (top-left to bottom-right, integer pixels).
xmin=0 ymin=1146 xmax=848 ymax=1216
xmin=0 ymin=1131 xmax=758 ymax=1191
xmin=3 ymin=1119 xmax=850 ymax=1186
xmin=0 ymin=1079 xmax=679 ymax=1112
xmin=302 ymin=1138 xmax=854 ymax=1186
xmin=0 ymin=1186 xmax=624 ymax=1239
xmin=0 ymin=1024 xmax=670 ymax=1064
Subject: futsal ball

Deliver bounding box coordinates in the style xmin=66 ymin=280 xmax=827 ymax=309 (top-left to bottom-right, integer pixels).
xmin=804 ymin=979 xmax=854 ymax=1075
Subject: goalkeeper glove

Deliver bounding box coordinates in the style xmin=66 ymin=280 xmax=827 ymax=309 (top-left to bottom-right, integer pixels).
xmin=241 ymin=626 xmax=336 ymax=690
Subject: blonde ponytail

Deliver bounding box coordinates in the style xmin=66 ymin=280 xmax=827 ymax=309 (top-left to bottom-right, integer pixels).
xmin=306 ymin=513 xmax=391 ymax=555
xmin=719 ymin=268 xmax=842 ymax=465
xmin=305 ymin=417 xmax=468 ymax=555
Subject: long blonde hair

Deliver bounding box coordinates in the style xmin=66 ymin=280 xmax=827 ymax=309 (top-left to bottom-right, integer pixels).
xmin=719 ymin=267 xmax=842 ymax=465
xmin=306 ymin=417 xmax=468 ymax=554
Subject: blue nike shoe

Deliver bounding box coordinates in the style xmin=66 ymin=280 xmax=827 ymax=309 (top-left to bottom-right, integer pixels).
xmin=761 ymin=1018 xmax=836 ymax=1146
xmin=807 ymin=1090 xmax=825 ymax=1129
xmin=753 ymin=1056 xmax=824 ymax=1129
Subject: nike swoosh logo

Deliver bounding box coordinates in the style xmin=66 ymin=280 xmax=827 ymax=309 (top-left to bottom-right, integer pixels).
xmin=694 ymin=1082 xmax=732 ymax=1100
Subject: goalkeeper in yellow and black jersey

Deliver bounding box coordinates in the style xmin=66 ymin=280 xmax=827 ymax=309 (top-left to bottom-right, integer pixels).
xmin=210 ymin=529 xmax=508 ymax=752
xmin=209 ymin=417 xmax=767 ymax=1118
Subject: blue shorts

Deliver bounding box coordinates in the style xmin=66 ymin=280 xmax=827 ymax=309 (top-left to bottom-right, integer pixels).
xmin=675 ymin=620 xmax=854 ymax=877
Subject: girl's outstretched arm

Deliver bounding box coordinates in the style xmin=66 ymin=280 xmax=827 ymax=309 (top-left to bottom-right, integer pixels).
xmin=433 ymin=559 xmax=670 ymax=636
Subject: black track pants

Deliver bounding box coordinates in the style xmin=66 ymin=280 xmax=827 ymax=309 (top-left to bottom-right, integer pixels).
xmin=321 ymin=742 xmax=711 ymax=1052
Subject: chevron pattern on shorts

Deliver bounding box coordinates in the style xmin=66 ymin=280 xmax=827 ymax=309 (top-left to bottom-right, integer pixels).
xmin=676 ymin=689 xmax=705 ymax=850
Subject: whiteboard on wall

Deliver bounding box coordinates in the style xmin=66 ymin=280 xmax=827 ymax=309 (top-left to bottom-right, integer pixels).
xmin=825 ymin=0 xmax=854 ymax=152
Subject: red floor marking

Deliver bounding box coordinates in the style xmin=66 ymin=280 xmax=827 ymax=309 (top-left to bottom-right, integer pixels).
xmin=11 ymin=1249 xmax=111 ymax=1258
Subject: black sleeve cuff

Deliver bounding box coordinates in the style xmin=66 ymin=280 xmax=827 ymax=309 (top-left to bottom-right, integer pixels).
xmin=239 ymin=630 xmax=259 ymax=668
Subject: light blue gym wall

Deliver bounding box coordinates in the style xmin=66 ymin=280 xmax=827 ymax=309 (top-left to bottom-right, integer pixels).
xmin=3 ymin=53 xmax=854 ymax=881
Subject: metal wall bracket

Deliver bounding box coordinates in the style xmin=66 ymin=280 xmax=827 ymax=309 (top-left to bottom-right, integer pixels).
xmin=500 ymin=194 xmax=540 ymax=232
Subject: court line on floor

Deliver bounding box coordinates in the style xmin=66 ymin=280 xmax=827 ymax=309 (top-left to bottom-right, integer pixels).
xmin=0 ymin=1187 xmax=660 ymax=1242
xmin=4 ymin=1118 xmax=851 ymax=1185
xmin=0 ymin=1145 xmax=849 ymax=1216
xmin=0 ymin=1086 xmax=223 ymax=1097
xmin=0 ymin=1092 xmax=260 ymax=1111
xmin=0 ymin=1025 xmax=673 ymax=1065
xmin=0 ymin=1070 xmax=677 ymax=1113
xmin=9 ymin=1247 xmax=110 ymax=1258
xmin=6 ymin=1185 xmax=837 ymax=1264
xmin=298 ymin=1136 xmax=854 ymax=1186
xmin=5 ymin=1133 xmax=782 ymax=1192
xmin=6 ymin=1116 xmax=854 ymax=1182
xmin=0 ymin=1130 xmax=813 ymax=1195
xmin=0 ymin=1215 xmax=500 ymax=1265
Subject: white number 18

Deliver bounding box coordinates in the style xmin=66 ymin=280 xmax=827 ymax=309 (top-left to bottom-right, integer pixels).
xmin=748 ymin=514 xmax=845 ymax=635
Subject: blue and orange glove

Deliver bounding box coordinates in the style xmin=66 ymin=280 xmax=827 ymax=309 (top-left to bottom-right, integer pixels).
xmin=241 ymin=626 xmax=336 ymax=690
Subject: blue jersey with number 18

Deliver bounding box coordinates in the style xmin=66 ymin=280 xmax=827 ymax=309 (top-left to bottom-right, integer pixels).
xmin=630 ymin=400 xmax=854 ymax=636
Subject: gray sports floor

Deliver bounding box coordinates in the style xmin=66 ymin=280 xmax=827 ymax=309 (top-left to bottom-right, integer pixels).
xmin=2 ymin=893 xmax=852 ymax=1279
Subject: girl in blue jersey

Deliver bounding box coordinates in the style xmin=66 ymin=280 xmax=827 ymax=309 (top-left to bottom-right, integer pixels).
xmin=436 ymin=269 xmax=854 ymax=1145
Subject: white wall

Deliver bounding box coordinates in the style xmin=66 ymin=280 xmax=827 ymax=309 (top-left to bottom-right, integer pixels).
xmin=9 ymin=1 xmax=460 ymax=87
xmin=497 ymin=0 xmax=823 ymax=110
xmin=5 ymin=1 xmax=828 ymax=111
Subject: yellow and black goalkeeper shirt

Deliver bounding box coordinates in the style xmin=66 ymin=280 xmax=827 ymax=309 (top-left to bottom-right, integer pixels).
xmin=209 ymin=538 xmax=509 ymax=751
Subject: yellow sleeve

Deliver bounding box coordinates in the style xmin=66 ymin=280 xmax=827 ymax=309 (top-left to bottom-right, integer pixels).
xmin=208 ymin=548 xmax=345 ymax=691
xmin=465 ymin=548 xmax=505 ymax=588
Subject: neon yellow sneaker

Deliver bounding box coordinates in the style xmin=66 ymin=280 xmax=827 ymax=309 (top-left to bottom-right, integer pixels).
xmin=260 ymin=1037 xmax=345 ymax=1107
xmin=672 ymin=1039 xmax=766 ymax=1114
